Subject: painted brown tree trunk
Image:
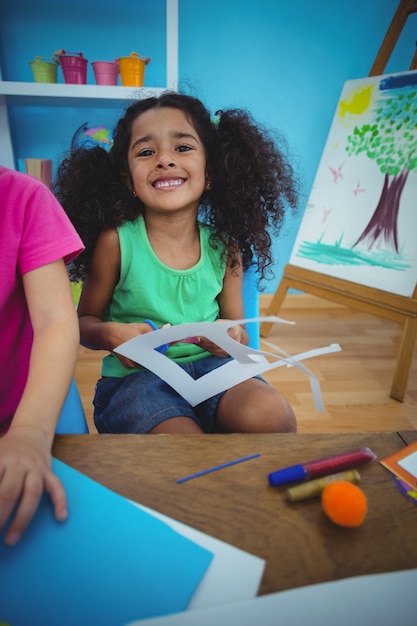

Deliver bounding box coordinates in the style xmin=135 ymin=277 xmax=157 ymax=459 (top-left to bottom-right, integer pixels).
xmin=353 ymin=170 xmax=409 ymax=253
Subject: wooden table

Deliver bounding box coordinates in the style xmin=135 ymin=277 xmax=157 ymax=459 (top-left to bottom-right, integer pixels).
xmin=52 ymin=432 xmax=417 ymax=596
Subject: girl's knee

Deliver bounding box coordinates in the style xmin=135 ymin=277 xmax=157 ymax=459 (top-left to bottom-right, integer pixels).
xmin=253 ymin=389 xmax=296 ymax=433
xmin=274 ymin=398 xmax=297 ymax=433
xmin=218 ymin=382 xmax=297 ymax=433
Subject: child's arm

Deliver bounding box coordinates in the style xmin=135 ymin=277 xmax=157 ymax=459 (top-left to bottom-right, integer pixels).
xmin=77 ymin=229 xmax=152 ymax=368
xmin=0 ymin=259 xmax=79 ymax=545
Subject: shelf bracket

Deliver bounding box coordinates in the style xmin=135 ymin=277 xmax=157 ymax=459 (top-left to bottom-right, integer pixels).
xmin=166 ymin=0 xmax=178 ymax=90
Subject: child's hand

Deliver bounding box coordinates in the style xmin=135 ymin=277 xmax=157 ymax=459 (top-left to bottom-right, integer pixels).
xmin=112 ymin=321 xmax=157 ymax=369
xmin=198 ymin=319 xmax=245 ymax=357
xmin=0 ymin=426 xmax=67 ymax=546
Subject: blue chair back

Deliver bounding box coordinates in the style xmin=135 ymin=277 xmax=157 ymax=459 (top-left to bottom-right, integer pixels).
xmin=242 ymin=267 xmax=260 ymax=349
xmin=56 ymin=378 xmax=89 ymax=434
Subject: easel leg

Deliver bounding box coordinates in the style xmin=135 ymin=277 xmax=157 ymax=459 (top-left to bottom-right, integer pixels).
xmin=260 ymin=275 xmax=290 ymax=337
xmin=391 ymin=315 xmax=417 ymax=402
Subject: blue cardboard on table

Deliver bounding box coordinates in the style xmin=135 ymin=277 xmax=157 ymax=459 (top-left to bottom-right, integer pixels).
xmin=0 ymin=458 xmax=213 ymax=626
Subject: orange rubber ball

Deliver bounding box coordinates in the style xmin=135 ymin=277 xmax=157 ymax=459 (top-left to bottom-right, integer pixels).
xmin=321 ymin=481 xmax=367 ymax=527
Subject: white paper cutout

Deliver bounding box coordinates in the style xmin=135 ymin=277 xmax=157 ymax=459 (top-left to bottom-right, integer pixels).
xmin=114 ymin=316 xmax=341 ymax=411
xmin=398 ymin=451 xmax=417 ymax=479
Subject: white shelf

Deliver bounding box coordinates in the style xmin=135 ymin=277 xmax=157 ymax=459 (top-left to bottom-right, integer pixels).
xmin=0 ymin=81 xmax=166 ymax=106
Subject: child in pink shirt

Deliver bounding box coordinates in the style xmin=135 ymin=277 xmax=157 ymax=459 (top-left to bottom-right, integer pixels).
xmin=0 ymin=166 xmax=84 ymax=546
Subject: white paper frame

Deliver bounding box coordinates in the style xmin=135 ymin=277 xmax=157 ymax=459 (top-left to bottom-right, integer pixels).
xmin=114 ymin=316 xmax=341 ymax=411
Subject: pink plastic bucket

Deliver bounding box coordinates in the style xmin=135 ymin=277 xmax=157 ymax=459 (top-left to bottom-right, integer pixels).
xmin=58 ymin=52 xmax=88 ymax=84
xmin=92 ymin=60 xmax=118 ymax=86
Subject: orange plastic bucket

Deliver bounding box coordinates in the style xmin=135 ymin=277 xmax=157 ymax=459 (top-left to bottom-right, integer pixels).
xmin=92 ymin=60 xmax=118 ymax=86
xmin=57 ymin=51 xmax=88 ymax=84
xmin=117 ymin=52 xmax=150 ymax=87
xmin=30 ymin=56 xmax=58 ymax=83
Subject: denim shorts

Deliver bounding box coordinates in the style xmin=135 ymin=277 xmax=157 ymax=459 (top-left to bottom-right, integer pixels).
xmin=94 ymin=355 xmax=237 ymax=434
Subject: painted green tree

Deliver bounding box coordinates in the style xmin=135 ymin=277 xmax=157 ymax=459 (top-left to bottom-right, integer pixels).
xmin=345 ymin=74 xmax=417 ymax=253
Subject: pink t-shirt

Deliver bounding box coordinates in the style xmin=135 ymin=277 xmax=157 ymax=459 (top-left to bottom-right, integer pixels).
xmin=0 ymin=166 xmax=84 ymax=432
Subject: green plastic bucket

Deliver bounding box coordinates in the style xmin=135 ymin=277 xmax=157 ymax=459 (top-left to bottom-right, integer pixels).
xmin=30 ymin=56 xmax=58 ymax=83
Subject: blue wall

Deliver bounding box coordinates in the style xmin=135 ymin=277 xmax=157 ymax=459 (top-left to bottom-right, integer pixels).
xmin=1 ymin=0 xmax=415 ymax=292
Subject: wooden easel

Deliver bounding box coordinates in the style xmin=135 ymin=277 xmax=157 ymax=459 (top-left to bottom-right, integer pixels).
xmin=261 ymin=0 xmax=417 ymax=402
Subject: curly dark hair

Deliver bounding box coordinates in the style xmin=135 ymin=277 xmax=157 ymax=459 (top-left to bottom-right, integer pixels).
xmin=55 ymin=91 xmax=299 ymax=284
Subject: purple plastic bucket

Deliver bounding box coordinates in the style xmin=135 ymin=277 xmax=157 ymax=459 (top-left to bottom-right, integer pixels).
xmin=59 ymin=52 xmax=88 ymax=84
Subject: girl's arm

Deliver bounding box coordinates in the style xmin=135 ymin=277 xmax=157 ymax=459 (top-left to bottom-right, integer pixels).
xmin=0 ymin=259 xmax=79 ymax=545
xmin=77 ymin=229 xmax=152 ymax=367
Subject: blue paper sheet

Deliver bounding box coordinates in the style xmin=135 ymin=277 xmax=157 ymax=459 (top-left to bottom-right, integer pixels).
xmin=0 ymin=458 xmax=213 ymax=626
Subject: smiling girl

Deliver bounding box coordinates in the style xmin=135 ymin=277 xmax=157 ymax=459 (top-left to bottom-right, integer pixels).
xmin=56 ymin=91 xmax=299 ymax=434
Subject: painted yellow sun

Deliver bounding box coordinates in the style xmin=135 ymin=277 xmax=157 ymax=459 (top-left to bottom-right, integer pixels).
xmin=338 ymin=84 xmax=374 ymax=122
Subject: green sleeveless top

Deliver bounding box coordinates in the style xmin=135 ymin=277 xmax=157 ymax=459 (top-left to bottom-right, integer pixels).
xmin=102 ymin=215 xmax=227 ymax=377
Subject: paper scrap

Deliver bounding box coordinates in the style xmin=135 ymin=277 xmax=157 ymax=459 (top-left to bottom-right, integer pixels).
xmin=380 ymin=440 xmax=417 ymax=491
xmin=128 ymin=568 xmax=417 ymax=626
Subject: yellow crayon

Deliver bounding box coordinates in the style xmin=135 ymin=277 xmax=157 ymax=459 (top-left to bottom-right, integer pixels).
xmin=286 ymin=469 xmax=361 ymax=502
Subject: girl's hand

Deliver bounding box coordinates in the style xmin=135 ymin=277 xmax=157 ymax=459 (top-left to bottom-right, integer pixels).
xmin=0 ymin=426 xmax=67 ymax=546
xmin=198 ymin=319 xmax=245 ymax=357
xmin=112 ymin=321 xmax=158 ymax=369
xmin=114 ymin=353 xmax=140 ymax=369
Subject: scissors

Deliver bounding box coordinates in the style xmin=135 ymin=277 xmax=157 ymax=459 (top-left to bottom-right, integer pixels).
xmin=144 ymin=319 xmax=200 ymax=354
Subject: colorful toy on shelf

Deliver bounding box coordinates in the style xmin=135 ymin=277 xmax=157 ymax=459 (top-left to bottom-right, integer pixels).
xmin=29 ymin=56 xmax=59 ymax=83
xmin=71 ymin=122 xmax=114 ymax=152
xmin=91 ymin=60 xmax=119 ymax=86
xmin=117 ymin=52 xmax=151 ymax=86
xmin=55 ymin=50 xmax=88 ymax=84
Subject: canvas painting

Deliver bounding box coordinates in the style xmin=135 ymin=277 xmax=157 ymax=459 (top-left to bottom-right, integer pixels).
xmin=290 ymin=70 xmax=417 ymax=298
